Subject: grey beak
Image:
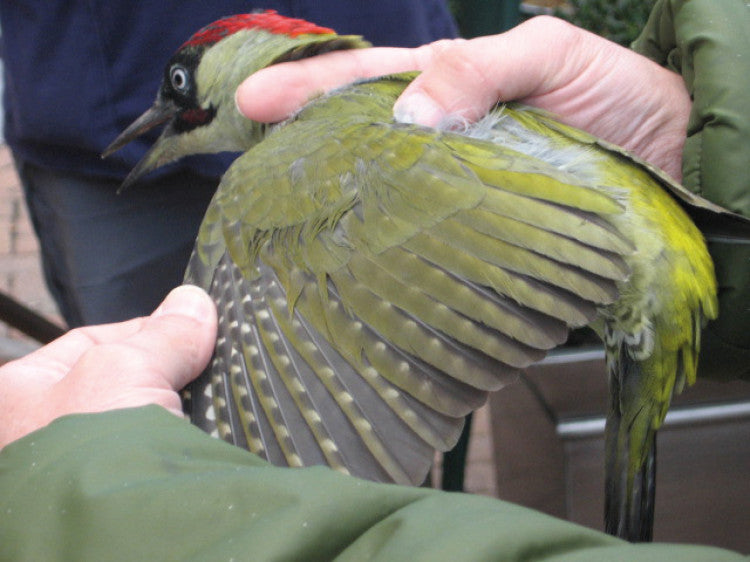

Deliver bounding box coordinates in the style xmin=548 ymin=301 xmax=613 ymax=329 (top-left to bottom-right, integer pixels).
xmin=102 ymin=99 xmax=179 ymax=159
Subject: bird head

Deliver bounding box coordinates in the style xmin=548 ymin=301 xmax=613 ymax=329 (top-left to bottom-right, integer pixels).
xmin=103 ymin=10 xmax=368 ymax=190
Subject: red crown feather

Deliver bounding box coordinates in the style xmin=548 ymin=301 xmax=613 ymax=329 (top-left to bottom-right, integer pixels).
xmin=183 ymin=10 xmax=336 ymax=48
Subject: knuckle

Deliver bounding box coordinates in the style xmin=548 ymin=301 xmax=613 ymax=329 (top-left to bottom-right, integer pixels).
xmin=523 ymin=15 xmax=578 ymax=46
xmin=421 ymin=38 xmax=467 ymax=66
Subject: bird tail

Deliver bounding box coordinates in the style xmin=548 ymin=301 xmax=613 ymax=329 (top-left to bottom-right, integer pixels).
xmin=604 ymin=349 xmax=657 ymax=542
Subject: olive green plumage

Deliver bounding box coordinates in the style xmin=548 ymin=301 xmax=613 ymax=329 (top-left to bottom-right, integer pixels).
xmin=104 ymin=13 xmax=730 ymax=542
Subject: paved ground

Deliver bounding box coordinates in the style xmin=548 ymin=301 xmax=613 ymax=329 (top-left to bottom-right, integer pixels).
xmin=0 ymin=142 xmax=498 ymax=496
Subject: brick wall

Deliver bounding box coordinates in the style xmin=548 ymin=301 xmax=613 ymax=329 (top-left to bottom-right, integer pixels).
xmin=0 ymin=144 xmax=62 ymax=343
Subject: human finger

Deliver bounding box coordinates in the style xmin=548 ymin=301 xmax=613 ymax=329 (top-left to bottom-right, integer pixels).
xmin=57 ymin=285 xmax=217 ymax=414
xmin=17 ymin=318 xmax=146 ymax=380
xmin=394 ymin=17 xmax=588 ymax=127
xmin=236 ymin=46 xmax=422 ymax=122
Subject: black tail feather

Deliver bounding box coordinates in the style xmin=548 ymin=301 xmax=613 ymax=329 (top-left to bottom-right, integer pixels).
xmin=605 ymin=435 xmax=656 ymax=541
xmin=604 ymin=344 xmax=657 ymax=542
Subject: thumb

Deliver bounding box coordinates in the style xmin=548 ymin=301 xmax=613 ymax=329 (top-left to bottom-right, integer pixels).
xmin=393 ymin=17 xmax=583 ymax=128
xmin=393 ymin=38 xmax=501 ymax=127
xmin=131 ymin=284 xmax=218 ymax=392
xmin=58 ymin=285 xmax=217 ymax=417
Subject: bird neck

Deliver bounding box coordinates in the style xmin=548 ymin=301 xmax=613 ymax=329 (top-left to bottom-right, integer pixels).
xmin=196 ymin=29 xmax=369 ymax=152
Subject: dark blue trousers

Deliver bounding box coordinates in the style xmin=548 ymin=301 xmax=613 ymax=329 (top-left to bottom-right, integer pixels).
xmin=14 ymin=158 xmax=219 ymax=327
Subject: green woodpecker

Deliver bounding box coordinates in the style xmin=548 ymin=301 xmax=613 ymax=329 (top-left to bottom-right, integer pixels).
xmin=104 ymin=11 xmax=731 ymax=542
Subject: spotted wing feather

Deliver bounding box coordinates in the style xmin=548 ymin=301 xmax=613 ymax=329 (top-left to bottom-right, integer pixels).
xmin=184 ymin=78 xmax=633 ymax=485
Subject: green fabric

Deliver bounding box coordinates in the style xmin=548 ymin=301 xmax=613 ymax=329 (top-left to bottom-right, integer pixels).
xmin=0 ymin=406 xmax=744 ymax=561
xmin=700 ymin=238 xmax=750 ymax=380
xmin=632 ymin=0 xmax=750 ymax=380
xmin=632 ymin=0 xmax=750 ymax=214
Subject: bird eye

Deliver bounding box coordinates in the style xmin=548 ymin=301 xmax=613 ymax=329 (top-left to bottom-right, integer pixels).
xmin=169 ymin=65 xmax=190 ymax=93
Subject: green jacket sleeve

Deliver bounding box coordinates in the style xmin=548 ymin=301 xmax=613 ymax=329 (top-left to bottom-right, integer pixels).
xmin=632 ymin=0 xmax=750 ymax=214
xmin=632 ymin=0 xmax=750 ymax=380
xmin=0 ymin=406 xmax=744 ymax=561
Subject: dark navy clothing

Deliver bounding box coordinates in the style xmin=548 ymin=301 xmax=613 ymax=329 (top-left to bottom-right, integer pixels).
xmin=14 ymin=160 xmax=220 ymax=327
xmin=1 ymin=2 xmax=457 ymax=179
xmin=0 ymin=3 xmax=457 ymax=327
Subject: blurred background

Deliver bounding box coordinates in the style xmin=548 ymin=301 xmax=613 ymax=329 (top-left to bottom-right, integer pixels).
xmin=452 ymin=0 xmax=654 ymax=45
xmin=0 ymin=22 xmax=64 ymax=359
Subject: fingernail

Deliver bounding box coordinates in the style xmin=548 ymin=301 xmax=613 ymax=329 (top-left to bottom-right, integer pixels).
xmin=394 ymin=92 xmax=446 ymax=127
xmin=234 ymin=83 xmax=249 ymax=118
xmin=153 ymin=285 xmax=212 ymax=321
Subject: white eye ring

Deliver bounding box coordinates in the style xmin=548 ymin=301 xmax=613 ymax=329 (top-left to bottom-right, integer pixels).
xmin=170 ymin=65 xmax=189 ymax=93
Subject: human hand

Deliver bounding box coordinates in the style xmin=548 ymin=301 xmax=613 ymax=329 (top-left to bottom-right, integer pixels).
xmin=0 ymin=285 xmax=217 ymax=449
xmin=236 ymin=16 xmax=690 ymax=181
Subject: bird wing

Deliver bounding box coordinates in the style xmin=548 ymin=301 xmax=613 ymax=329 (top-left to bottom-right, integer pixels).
xmin=511 ymin=104 xmax=750 ymax=223
xmin=184 ymin=84 xmax=634 ymax=485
